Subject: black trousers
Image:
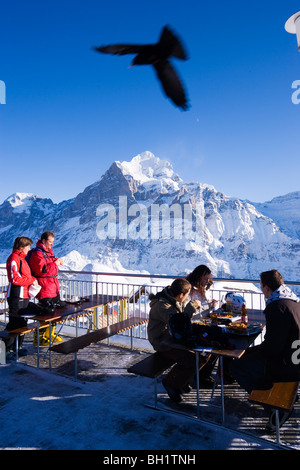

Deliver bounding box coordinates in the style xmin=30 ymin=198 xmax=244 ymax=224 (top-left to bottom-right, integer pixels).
xmin=160 ymin=348 xmax=211 ymax=390
xmin=5 ymin=297 xmax=29 ymax=350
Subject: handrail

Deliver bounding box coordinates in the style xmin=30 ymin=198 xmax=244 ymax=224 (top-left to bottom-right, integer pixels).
xmin=0 ymin=266 xmax=299 ymax=286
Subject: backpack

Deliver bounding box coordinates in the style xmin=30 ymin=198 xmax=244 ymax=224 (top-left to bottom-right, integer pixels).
xmin=169 ymin=312 xmax=234 ymax=350
xmin=26 ymin=247 xmax=47 ymax=274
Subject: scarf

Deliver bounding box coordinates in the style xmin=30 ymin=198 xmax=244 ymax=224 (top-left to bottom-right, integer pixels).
xmin=266 ymin=284 xmax=300 ymax=305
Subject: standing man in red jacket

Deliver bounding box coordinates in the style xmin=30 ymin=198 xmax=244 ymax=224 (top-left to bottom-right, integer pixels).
xmin=28 ymin=231 xmax=64 ymax=345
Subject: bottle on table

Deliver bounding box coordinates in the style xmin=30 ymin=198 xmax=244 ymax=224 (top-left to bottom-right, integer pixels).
xmin=241 ymin=304 xmax=248 ymax=325
xmin=226 ymin=299 xmax=232 ymax=313
xmin=211 ymin=307 xmax=218 ymax=324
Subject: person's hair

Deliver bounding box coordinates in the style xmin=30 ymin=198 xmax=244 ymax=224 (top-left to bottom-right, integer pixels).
xmin=260 ymin=270 xmax=284 ymax=292
xmin=171 ymin=278 xmax=191 ymax=297
xmin=13 ymin=236 xmax=33 ymax=250
xmin=41 ymin=230 xmax=55 ymax=241
xmin=186 ymin=264 xmax=212 ymax=297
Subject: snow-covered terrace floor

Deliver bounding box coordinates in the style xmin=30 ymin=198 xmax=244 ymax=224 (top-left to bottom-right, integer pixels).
xmin=1 ymin=334 xmax=299 ymax=451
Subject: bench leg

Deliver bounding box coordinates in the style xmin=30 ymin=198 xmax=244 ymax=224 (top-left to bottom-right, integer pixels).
xmin=275 ymin=410 xmax=281 ymax=446
xmin=130 ymin=329 xmax=133 ymax=350
xmin=196 ymin=352 xmax=200 ymax=418
xmin=210 ymin=356 xmax=220 ymax=403
xmin=220 ymin=356 xmax=225 ymax=426
xmin=15 ymin=335 xmax=19 ymax=362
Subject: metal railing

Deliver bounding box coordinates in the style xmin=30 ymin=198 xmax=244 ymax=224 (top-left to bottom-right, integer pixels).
xmin=1 ymin=267 xmax=299 ymax=347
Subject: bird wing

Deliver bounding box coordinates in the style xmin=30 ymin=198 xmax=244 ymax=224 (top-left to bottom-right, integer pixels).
xmin=158 ymin=25 xmax=188 ymax=61
xmin=153 ymin=60 xmax=189 ymax=110
xmin=93 ymin=44 xmax=144 ymax=56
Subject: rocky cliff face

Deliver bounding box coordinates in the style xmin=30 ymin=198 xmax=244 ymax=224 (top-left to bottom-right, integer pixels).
xmin=0 ymin=151 xmax=299 ymax=280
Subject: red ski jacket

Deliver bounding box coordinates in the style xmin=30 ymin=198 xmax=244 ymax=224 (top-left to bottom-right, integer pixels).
xmin=27 ymin=241 xmax=60 ymax=299
xmin=6 ymin=249 xmax=37 ymax=299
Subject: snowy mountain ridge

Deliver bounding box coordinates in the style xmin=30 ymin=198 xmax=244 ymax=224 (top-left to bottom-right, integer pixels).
xmin=0 ymin=151 xmax=299 ymax=281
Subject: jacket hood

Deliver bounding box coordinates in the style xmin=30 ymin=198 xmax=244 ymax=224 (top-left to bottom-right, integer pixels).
xmin=266 ymin=284 xmax=300 ymax=305
xmin=149 ymin=286 xmax=175 ymax=306
xmin=36 ymin=240 xmax=53 ymax=255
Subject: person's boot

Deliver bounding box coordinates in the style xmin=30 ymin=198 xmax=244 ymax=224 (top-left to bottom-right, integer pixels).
xmin=51 ymin=326 xmax=63 ymax=343
xmin=162 ymin=378 xmax=182 ymax=403
xmin=44 ymin=326 xmax=63 ymax=344
xmin=33 ymin=329 xmax=48 ymax=346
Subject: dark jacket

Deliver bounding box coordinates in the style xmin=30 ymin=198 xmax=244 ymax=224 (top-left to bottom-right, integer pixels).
xmin=260 ymin=298 xmax=300 ymax=381
xmin=147 ymin=286 xmax=198 ymax=352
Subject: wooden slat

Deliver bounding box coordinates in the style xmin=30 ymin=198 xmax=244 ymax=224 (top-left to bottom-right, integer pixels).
xmin=127 ymin=352 xmax=176 ymax=379
xmin=249 ymin=381 xmax=299 ymax=411
xmin=50 ymin=317 xmax=148 ymax=355
xmin=0 ymin=321 xmax=48 ymax=337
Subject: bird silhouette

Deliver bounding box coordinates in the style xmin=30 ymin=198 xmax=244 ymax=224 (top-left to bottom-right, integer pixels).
xmin=93 ymin=25 xmax=190 ymax=110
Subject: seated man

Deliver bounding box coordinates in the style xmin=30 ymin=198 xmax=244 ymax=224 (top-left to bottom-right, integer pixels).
xmin=148 ymin=278 xmax=209 ymax=403
xmin=230 ymin=269 xmax=300 ymax=431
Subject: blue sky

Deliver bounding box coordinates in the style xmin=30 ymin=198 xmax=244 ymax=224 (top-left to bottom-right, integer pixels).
xmin=1 ymin=0 xmax=300 ymax=204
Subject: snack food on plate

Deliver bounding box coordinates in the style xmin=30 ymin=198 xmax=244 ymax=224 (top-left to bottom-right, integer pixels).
xmin=217 ymin=313 xmax=233 ymax=319
xmin=227 ymin=323 xmax=248 ymax=331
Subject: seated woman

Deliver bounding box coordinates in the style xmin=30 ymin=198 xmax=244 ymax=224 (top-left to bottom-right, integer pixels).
xmin=186 ymin=265 xmax=218 ymax=317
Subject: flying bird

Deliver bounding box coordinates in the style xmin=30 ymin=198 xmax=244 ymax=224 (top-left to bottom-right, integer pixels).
xmin=93 ymin=25 xmax=190 ymax=110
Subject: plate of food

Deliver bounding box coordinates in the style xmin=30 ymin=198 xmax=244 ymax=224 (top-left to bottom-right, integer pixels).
xmin=225 ymin=323 xmax=263 ymax=335
xmin=193 ymin=319 xmax=210 ymax=326
xmin=213 ymin=310 xmax=241 ymax=325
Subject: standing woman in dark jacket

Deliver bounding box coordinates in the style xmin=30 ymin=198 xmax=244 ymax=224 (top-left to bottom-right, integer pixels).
xmin=4 ymin=236 xmax=38 ymax=358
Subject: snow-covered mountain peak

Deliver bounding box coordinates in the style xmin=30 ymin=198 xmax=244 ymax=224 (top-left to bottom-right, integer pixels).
xmin=6 ymin=192 xmax=42 ymax=209
xmin=116 ymin=151 xmax=181 ymax=187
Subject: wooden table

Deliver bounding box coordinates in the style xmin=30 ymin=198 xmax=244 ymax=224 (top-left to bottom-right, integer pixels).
xmin=194 ymin=309 xmax=265 ymax=426
xmin=27 ymin=294 xmax=129 ymax=368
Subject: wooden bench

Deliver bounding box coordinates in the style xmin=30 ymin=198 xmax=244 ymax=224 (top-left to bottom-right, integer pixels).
xmin=249 ymin=381 xmax=299 ymax=445
xmin=127 ymin=340 xmax=211 ymax=408
xmin=50 ymin=316 xmax=148 ymax=379
xmin=0 ymin=321 xmax=49 ymax=360
xmin=0 ymin=309 xmax=96 ymax=364
xmin=0 ymin=309 xmax=91 ymax=346
xmin=127 ymin=352 xmax=177 ymax=407
xmin=128 ymin=352 xmax=177 ymax=379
